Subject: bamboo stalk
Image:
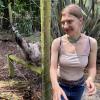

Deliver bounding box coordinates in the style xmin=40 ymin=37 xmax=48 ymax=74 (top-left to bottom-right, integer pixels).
xmin=40 ymin=0 xmax=51 ymax=99
xmin=8 ymin=0 xmax=13 ymax=25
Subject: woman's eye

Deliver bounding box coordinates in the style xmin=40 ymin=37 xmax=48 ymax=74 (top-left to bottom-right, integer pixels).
xmin=61 ymin=21 xmax=64 ymax=25
xmin=68 ymin=20 xmax=72 ymax=24
xmin=61 ymin=20 xmax=73 ymax=25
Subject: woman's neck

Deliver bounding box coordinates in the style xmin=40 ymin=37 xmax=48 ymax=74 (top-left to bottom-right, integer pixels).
xmin=67 ymin=33 xmax=81 ymax=43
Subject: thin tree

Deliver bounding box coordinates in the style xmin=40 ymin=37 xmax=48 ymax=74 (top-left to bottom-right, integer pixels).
xmin=40 ymin=0 xmax=51 ymax=100
xmin=2 ymin=0 xmax=10 ymax=30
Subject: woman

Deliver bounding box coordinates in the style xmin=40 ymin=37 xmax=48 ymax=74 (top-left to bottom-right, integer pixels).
xmin=50 ymin=4 xmax=97 ymax=100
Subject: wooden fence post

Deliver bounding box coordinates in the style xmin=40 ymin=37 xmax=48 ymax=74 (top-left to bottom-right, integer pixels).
xmin=8 ymin=54 xmax=15 ymax=78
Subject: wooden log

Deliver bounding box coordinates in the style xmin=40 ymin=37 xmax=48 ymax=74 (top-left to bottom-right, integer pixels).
xmin=7 ymin=54 xmax=15 ymax=78
xmin=8 ymin=54 xmax=43 ymax=78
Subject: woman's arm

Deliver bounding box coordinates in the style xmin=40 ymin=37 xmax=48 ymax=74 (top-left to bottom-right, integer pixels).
xmin=50 ymin=38 xmax=60 ymax=88
xmin=87 ymin=37 xmax=97 ymax=81
xmin=86 ymin=37 xmax=98 ymax=96
xmin=50 ymin=38 xmax=68 ymax=100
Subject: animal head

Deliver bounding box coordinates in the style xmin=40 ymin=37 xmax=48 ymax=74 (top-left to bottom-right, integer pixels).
xmin=28 ymin=42 xmax=41 ymax=62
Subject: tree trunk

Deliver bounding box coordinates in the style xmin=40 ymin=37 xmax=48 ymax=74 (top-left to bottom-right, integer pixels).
xmin=8 ymin=1 xmax=13 ymax=25
xmin=40 ymin=0 xmax=51 ymax=100
xmin=2 ymin=0 xmax=10 ymax=30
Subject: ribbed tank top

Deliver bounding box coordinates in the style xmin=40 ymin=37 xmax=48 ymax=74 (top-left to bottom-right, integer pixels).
xmin=57 ymin=34 xmax=90 ymax=81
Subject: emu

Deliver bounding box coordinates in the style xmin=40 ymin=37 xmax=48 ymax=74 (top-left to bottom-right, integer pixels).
xmin=12 ymin=26 xmax=41 ymax=66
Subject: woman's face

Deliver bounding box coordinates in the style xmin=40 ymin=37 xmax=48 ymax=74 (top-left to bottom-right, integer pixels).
xmin=61 ymin=12 xmax=83 ymax=36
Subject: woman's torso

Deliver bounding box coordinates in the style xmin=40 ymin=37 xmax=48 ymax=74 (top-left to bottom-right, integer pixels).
xmin=57 ymin=34 xmax=90 ymax=81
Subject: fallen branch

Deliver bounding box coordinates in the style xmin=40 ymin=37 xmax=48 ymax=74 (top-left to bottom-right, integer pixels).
xmin=7 ymin=54 xmax=43 ymax=78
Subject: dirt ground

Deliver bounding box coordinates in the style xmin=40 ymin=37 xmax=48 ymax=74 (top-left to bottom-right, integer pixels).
xmin=0 ymin=41 xmax=42 ymax=100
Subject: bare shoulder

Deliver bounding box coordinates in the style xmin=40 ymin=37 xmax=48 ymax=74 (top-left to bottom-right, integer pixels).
xmin=51 ymin=37 xmax=61 ymax=49
xmin=89 ymin=36 xmax=97 ymax=45
xmin=89 ymin=36 xmax=98 ymax=51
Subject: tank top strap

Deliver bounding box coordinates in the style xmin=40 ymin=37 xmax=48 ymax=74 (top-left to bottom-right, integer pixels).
xmin=59 ymin=37 xmax=62 ymax=47
xmin=88 ymin=36 xmax=91 ymax=53
xmin=58 ymin=37 xmax=62 ymax=62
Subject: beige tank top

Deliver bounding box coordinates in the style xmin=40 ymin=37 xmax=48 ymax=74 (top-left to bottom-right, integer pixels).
xmin=57 ymin=34 xmax=90 ymax=81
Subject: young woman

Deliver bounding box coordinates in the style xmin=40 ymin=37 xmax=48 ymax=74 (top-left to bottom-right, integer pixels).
xmin=50 ymin=4 xmax=97 ymax=100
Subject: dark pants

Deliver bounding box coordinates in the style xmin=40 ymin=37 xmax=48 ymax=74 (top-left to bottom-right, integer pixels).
xmin=59 ymin=81 xmax=85 ymax=100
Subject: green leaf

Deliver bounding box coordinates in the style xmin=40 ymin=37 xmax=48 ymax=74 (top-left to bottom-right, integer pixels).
xmin=0 ymin=0 xmax=5 ymax=8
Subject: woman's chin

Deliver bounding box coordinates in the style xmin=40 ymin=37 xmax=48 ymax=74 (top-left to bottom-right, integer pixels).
xmin=66 ymin=32 xmax=74 ymax=36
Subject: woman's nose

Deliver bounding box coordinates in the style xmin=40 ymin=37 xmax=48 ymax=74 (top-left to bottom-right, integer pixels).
xmin=63 ymin=22 xmax=69 ymax=29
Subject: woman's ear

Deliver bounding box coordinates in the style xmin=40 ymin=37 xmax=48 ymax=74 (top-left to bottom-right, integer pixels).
xmin=79 ymin=17 xmax=84 ymax=32
xmin=79 ymin=17 xmax=83 ymax=24
xmin=79 ymin=17 xmax=83 ymax=28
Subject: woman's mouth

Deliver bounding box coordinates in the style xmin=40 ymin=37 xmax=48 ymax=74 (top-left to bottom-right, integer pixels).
xmin=64 ymin=28 xmax=73 ymax=33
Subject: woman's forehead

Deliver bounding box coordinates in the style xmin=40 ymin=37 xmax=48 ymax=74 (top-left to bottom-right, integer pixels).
xmin=61 ymin=5 xmax=82 ymax=19
xmin=61 ymin=13 xmax=76 ymax=21
xmin=62 ymin=11 xmax=72 ymax=17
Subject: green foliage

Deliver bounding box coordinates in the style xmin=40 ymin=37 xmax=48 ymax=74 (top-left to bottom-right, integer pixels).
xmin=0 ymin=0 xmax=40 ymax=35
xmin=12 ymin=0 xmax=40 ymax=35
xmin=76 ymin=0 xmax=100 ymax=39
xmin=0 ymin=0 xmax=4 ymax=9
xmin=16 ymin=13 xmax=33 ymax=36
xmin=0 ymin=0 xmax=4 ymax=15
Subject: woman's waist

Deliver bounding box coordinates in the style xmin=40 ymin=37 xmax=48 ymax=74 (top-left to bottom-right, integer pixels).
xmin=58 ymin=76 xmax=85 ymax=86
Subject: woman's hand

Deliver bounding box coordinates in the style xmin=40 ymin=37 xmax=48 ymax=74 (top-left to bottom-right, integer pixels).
xmin=52 ymin=85 xmax=68 ymax=100
xmin=85 ymin=77 xmax=96 ymax=96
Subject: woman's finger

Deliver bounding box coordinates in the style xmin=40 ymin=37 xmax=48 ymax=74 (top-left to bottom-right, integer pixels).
xmin=85 ymin=81 xmax=90 ymax=89
xmin=53 ymin=93 xmax=58 ymax=100
xmin=61 ymin=90 xmax=68 ymax=100
xmin=88 ymin=86 xmax=96 ymax=96
xmin=89 ymin=83 xmax=95 ymax=92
